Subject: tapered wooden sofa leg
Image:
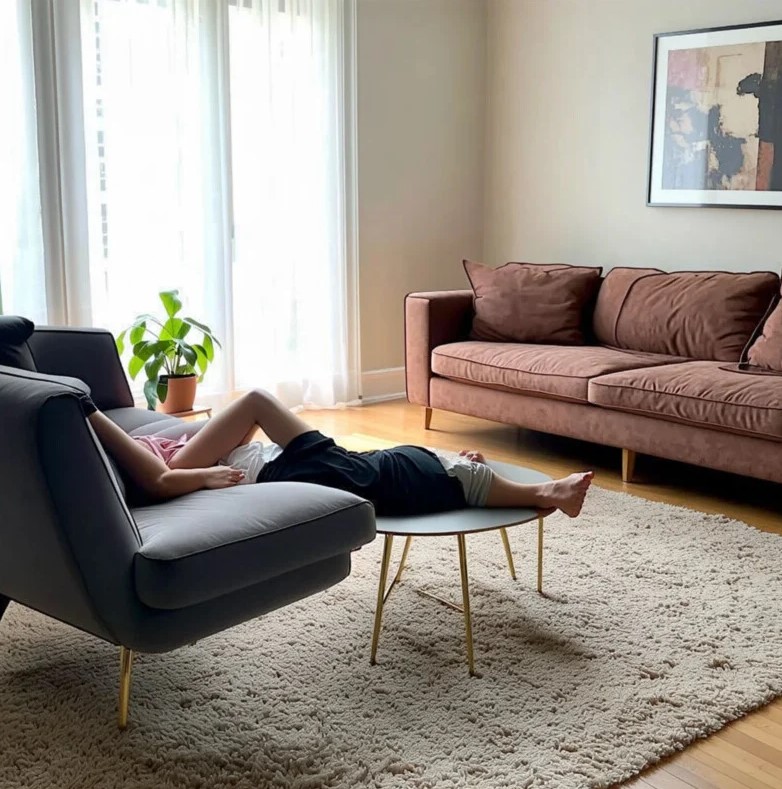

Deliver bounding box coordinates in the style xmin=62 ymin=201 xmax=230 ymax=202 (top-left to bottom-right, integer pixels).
xmin=424 ymin=407 xmax=432 ymax=430
xmin=622 ymin=449 xmax=637 ymax=483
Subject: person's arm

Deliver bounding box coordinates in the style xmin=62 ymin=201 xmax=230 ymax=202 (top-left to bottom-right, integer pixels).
xmin=87 ymin=410 xmax=243 ymax=499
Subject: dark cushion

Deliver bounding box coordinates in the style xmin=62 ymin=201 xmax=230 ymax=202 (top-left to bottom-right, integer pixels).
xmin=132 ymin=482 xmax=375 ymax=609
xmin=747 ymin=291 xmax=782 ymax=371
xmin=0 ymin=316 xmax=36 ymax=370
xmin=464 ymin=260 xmax=602 ymax=345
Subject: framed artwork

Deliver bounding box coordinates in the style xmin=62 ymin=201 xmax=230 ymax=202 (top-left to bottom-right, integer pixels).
xmin=647 ymin=19 xmax=782 ymax=209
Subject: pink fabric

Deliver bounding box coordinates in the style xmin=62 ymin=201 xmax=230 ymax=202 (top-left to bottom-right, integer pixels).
xmin=133 ymin=434 xmax=190 ymax=465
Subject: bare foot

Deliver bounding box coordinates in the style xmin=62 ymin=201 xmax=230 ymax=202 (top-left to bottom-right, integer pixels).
xmin=540 ymin=472 xmax=594 ymax=518
xmin=459 ymin=449 xmax=486 ymax=463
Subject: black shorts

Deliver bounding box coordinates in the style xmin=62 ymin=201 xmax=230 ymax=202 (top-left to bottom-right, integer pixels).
xmin=257 ymin=430 xmax=465 ymax=517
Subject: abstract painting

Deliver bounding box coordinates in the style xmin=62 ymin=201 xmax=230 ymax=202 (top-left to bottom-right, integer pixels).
xmin=648 ymin=20 xmax=782 ymax=208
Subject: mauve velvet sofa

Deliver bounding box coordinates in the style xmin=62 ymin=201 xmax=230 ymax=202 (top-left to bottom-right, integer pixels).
xmin=0 ymin=323 xmax=376 ymax=728
xmin=405 ymin=266 xmax=782 ymax=485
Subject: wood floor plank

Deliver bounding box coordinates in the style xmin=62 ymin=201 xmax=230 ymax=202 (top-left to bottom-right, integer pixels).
xmin=661 ymin=761 xmax=729 ymax=789
xmin=686 ymin=750 xmax=768 ymax=789
xmin=675 ymin=752 xmax=754 ymax=789
xmin=294 ymin=401 xmax=782 ymax=789
xmin=633 ymin=766 xmax=696 ymax=789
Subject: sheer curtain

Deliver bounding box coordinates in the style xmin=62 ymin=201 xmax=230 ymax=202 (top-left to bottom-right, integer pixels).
xmin=78 ymin=0 xmax=233 ymax=393
xmin=0 ymin=0 xmax=47 ymax=322
xmin=228 ymin=0 xmax=356 ymax=407
xmin=72 ymin=0 xmax=357 ymax=407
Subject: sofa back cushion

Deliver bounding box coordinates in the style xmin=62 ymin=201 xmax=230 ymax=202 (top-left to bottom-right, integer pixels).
xmin=0 ymin=316 xmax=37 ymax=370
xmin=592 ymin=268 xmax=779 ymax=361
xmin=464 ymin=260 xmax=602 ymax=345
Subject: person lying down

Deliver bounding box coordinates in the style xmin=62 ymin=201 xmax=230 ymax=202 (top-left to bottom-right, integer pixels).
xmin=84 ymin=389 xmax=593 ymax=518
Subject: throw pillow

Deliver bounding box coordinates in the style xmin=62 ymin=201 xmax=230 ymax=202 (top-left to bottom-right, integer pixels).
xmin=463 ymin=260 xmax=603 ymax=345
xmin=0 ymin=316 xmax=37 ymax=370
xmin=746 ymin=292 xmax=782 ymax=371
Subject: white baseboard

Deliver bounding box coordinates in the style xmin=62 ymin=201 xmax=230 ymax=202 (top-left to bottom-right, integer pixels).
xmin=360 ymin=366 xmax=406 ymax=404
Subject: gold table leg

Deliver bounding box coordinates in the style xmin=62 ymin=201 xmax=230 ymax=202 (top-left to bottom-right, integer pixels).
xmin=537 ymin=515 xmax=544 ymax=594
xmin=457 ymin=534 xmax=476 ymax=676
xmin=118 ymin=646 xmax=134 ymax=730
xmin=370 ymin=535 xmax=394 ymax=665
xmin=391 ymin=536 xmax=413 ymax=588
xmin=500 ymin=528 xmax=516 ymax=580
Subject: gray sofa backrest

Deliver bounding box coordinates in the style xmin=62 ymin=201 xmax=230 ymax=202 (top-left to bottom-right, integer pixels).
xmin=28 ymin=326 xmax=133 ymax=410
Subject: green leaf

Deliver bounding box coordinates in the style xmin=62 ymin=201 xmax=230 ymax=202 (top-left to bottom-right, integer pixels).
xmin=129 ymin=322 xmax=146 ymax=345
xmin=178 ymin=342 xmax=198 ymax=368
xmin=145 ymin=357 xmax=164 ymax=382
xmin=128 ymin=355 xmax=145 ymax=380
xmin=160 ymin=317 xmax=184 ymax=341
xmin=116 ymin=331 xmax=126 ymax=356
xmin=159 ymin=290 xmax=182 ymax=318
xmin=143 ymin=380 xmax=158 ymax=411
xmin=183 ymin=317 xmax=221 ymax=347
xmin=193 ymin=344 xmax=208 ymax=374
xmin=157 ymin=380 xmax=169 ymax=404
xmin=203 ymin=334 xmax=215 ymax=362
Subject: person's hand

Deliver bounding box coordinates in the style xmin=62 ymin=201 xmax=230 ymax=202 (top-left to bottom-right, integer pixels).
xmin=203 ymin=466 xmax=245 ymax=489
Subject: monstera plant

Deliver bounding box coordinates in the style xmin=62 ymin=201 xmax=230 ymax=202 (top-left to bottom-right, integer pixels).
xmin=116 ymin=290 xmax=221 ymax=412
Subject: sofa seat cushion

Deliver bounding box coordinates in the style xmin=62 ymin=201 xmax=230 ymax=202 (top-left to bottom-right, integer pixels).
xmin=431 ymin=342 xmax=685 ymax=403
xmin=589 ymin=361 xmax=782 ymax=440
xmin=133 ymin=482 xmax=375 ymax=610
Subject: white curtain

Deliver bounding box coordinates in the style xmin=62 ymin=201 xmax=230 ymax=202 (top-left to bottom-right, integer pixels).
xmin=0 ymin=0 xmax=47 ymax=323
xmin=228 ymin=0 xmax=355 ymax=407
xmin=78 ymin=0 xmax=233 ymax=393
xmin=7 ymin=0 xmax=358 ymax=408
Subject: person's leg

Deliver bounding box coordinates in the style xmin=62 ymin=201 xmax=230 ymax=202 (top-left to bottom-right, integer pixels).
xmin=485 ymin=471 xmax=594 ymax=517
xmin=169 ymin=389 xmax=314 ymax=470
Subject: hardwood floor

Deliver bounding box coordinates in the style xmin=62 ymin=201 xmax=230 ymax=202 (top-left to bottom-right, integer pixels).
xmin=290 ymin=399 xmax=782 ymax=789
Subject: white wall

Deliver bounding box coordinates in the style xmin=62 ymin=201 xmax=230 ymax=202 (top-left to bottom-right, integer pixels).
xmin=357 ymin=0 xmax=486 ymax=387
xmin=484 ymin=0 xmax=782 ymax=272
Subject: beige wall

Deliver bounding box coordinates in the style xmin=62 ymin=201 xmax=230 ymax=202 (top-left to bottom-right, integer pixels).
xmin=357 ymin=0 xmax=486 ymax=374
xmin=484 ymin=0 xmax=782 ymax=272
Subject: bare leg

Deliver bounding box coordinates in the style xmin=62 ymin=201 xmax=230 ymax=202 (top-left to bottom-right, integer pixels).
xmin=169 ymin=390 xmax=313 ymax=470
xmin=485 ymin=471 xmax=594 ymax=517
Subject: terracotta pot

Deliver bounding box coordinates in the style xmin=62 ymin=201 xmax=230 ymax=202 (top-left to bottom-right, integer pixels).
xmin=156 ymin=375 xmax=197 ymax=414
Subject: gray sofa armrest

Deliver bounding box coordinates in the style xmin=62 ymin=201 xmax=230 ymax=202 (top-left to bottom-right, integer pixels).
xmin=27 ymin=326 xmax=133 ymax=411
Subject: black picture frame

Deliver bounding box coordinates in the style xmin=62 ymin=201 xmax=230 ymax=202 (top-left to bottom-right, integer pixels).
xmin=647 ymin=19 xmax=782 ymax=209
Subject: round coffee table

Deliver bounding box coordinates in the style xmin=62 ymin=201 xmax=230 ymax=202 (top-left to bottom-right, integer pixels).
xmin=370 ymin=460 xmax=552 ymax=677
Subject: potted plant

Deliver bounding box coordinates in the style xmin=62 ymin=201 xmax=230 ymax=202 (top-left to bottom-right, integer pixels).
xmin=116 ymin=290 xmax=221 ymax=412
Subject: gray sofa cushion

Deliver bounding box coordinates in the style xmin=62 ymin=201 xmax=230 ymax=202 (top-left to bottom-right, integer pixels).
xmin=105 ymin=406 xmax=181 ymax=435
xmin=0 ymin=317 xmax=37 ymax=370
xmin=133 ymin=482 xmax=375 ymax=609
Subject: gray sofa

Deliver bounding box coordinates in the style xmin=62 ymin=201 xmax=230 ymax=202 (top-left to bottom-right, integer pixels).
xmin=0 ymin=325 xmax=376 ymax=728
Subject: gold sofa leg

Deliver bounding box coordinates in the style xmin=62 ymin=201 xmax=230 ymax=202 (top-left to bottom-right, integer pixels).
xmin=622 ymin=449 xmax=636 ymax=483
xmin=424 ymin=407 xmax=432 ymax=430
xmin=118 ymin=647 xmax=134 ymax=730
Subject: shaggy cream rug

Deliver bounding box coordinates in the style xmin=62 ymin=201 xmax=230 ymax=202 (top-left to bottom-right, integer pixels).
xmin=2 ymin=487 xmax=782 ymax=789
